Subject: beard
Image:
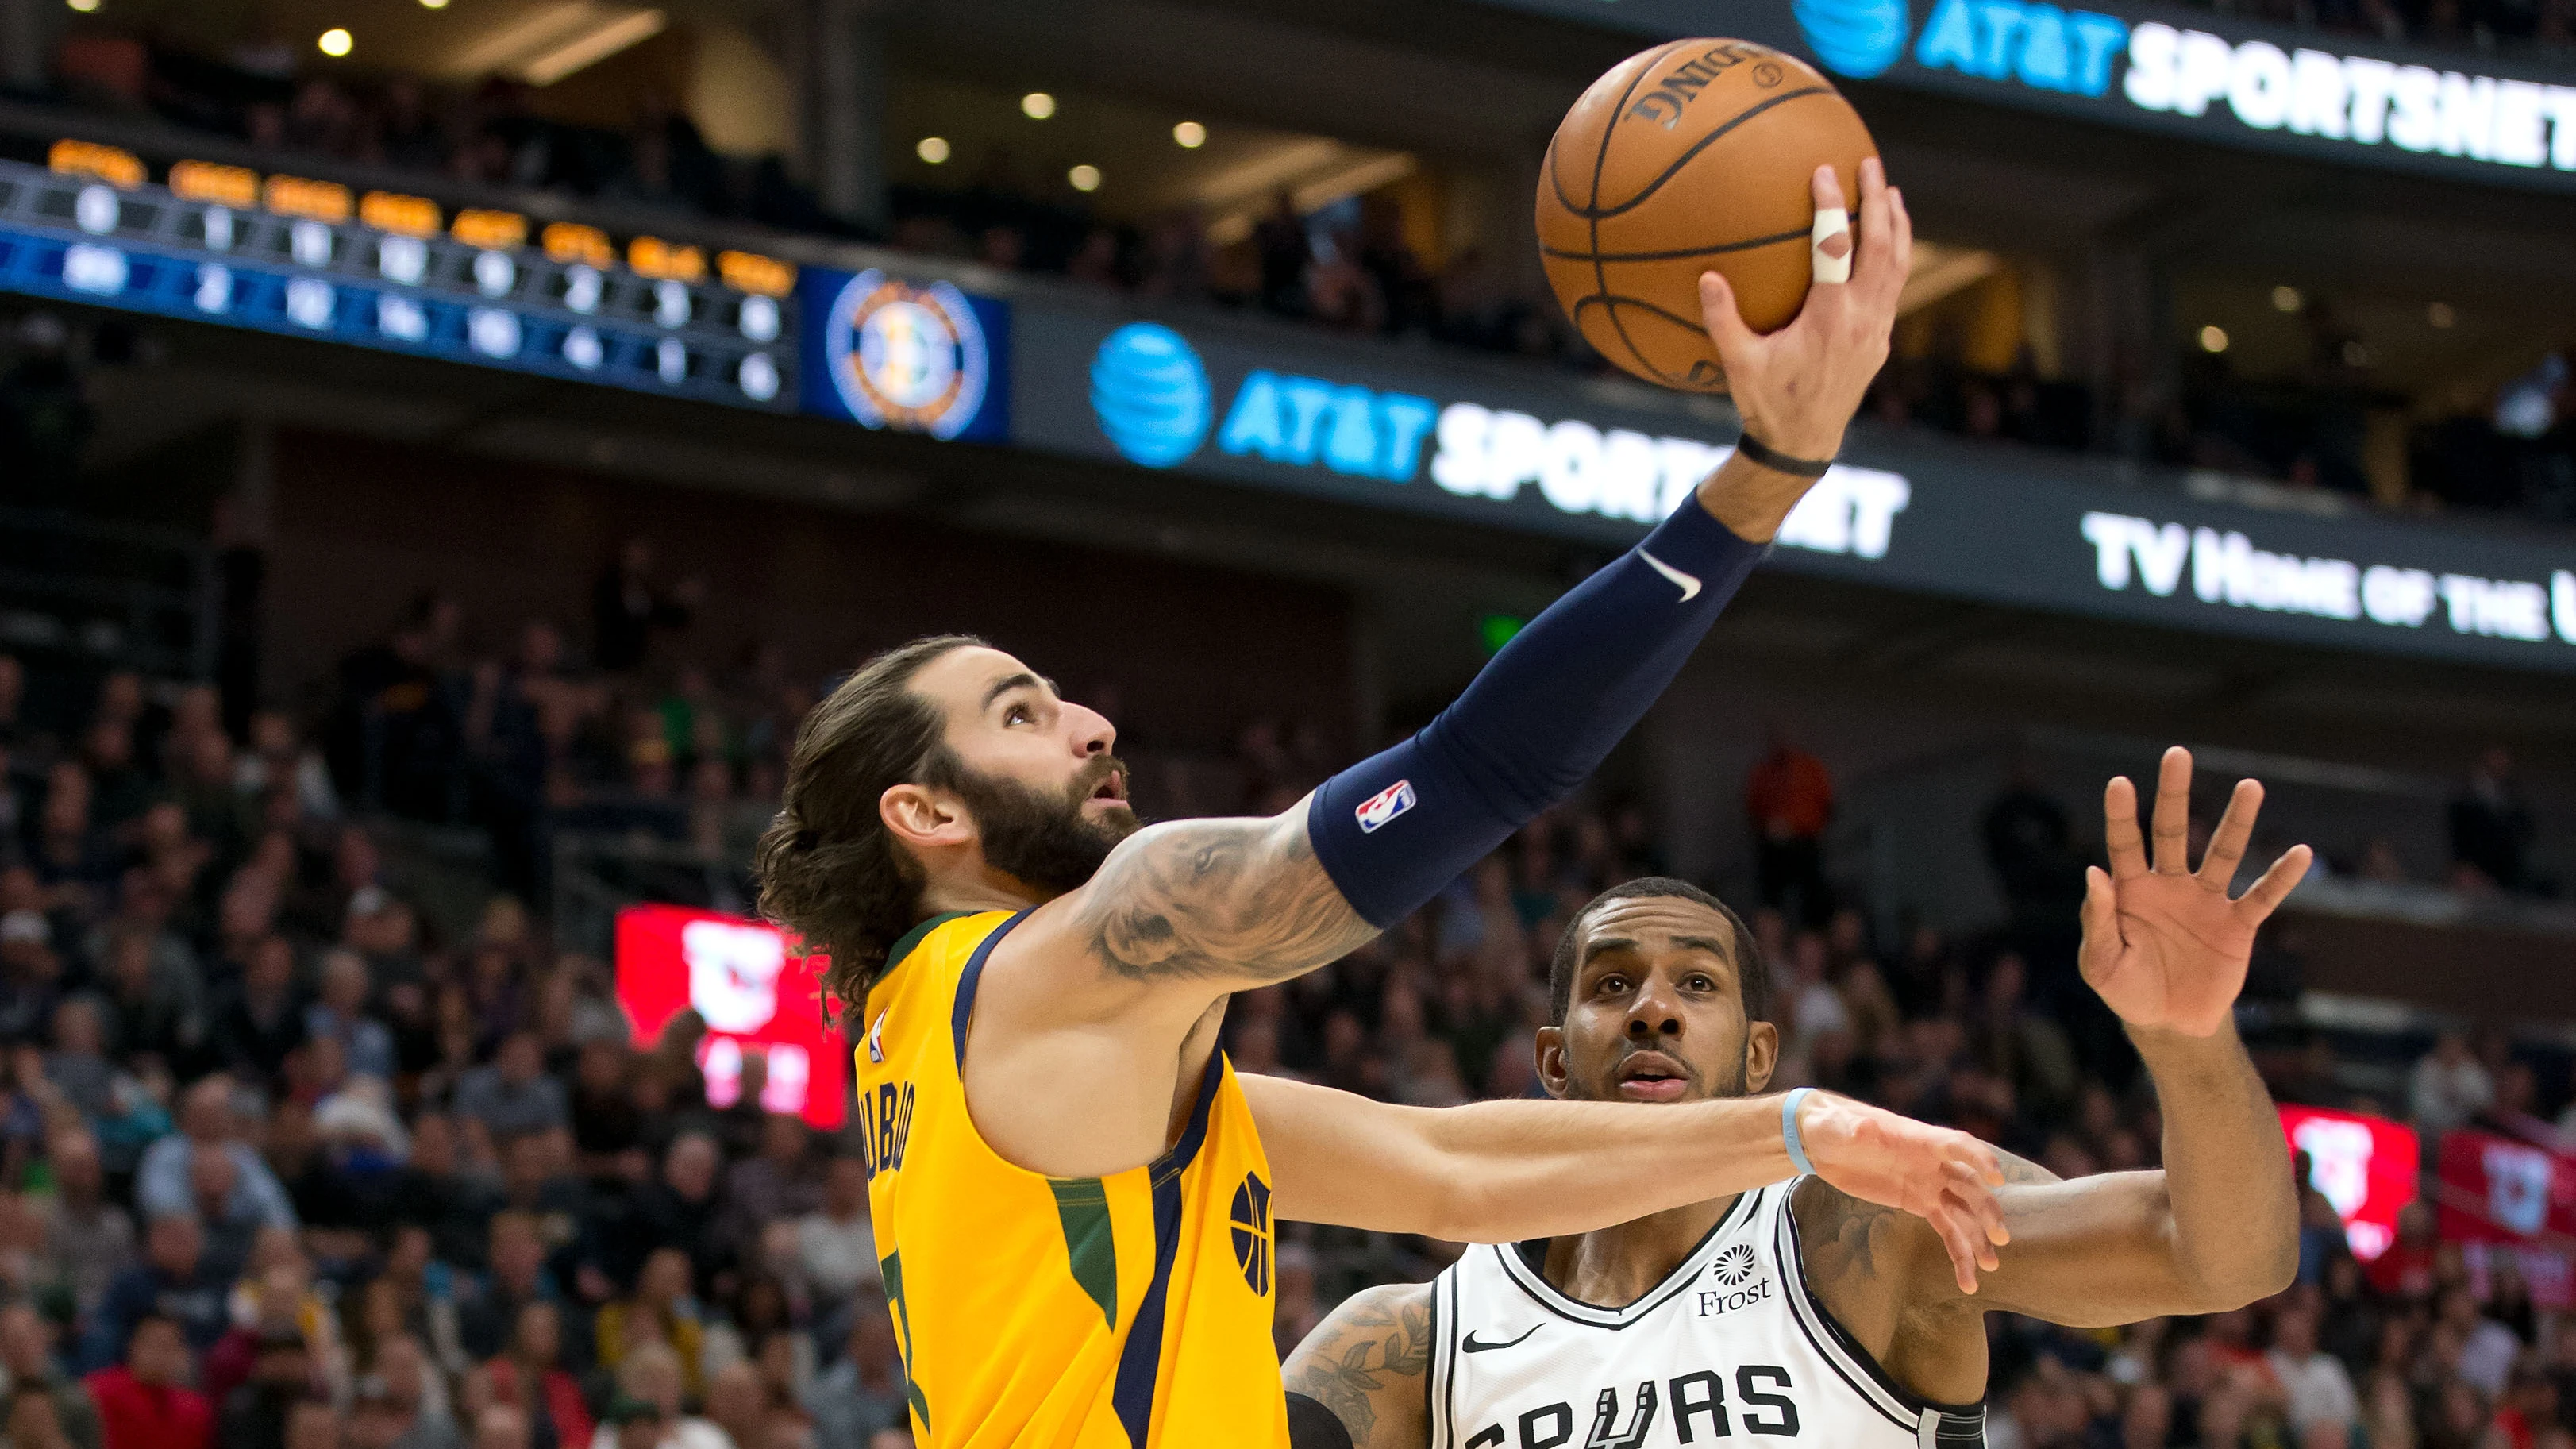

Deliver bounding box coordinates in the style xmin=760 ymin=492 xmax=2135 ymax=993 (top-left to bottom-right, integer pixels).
xmin=948 ymin=753 xmax=1142 ymax=896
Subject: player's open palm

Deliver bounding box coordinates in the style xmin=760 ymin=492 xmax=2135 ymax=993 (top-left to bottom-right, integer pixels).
xmin=1799 ymin=1093 xmax=2007 ymax=1293
xmin=2081 ymin=746 xmax=2313 ymax=1039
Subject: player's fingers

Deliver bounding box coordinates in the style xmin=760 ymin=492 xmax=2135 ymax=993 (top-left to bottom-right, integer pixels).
xmin=2151 ymin=746 xmax=2193 ymax=874
xmin=2104 ymin=775 xmax=2147 ymax=879
xmin=2235 ymin=843 xmax=2314 ymax=925
xmin=1846 ymin=158 xmax=1889 ymax=287
xmin=1929 ymin=1204 xmax=1987 ymax=1294
xmin=2078 ymin=866 xmax=2121 ymax=978
xmin=1809 ymin=164 xmax=1854 ymax=291
xmin=2198 ymin=778 xmax=2262 ymax=888
xmin=1698 ymin=271 xmax=1764 ymax=366
xmin=1889 ymin=185 xmax=1913 ymax=283
xmin=1942 ymin=1158 xmax=2011 ymax=1245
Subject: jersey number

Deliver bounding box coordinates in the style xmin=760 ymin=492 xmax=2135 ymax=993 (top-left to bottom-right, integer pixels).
xmin=1468 ymin=1366 xmax=1800 ymax=1449
xmin=882 ymin=1250 xmax=933 ymax=1433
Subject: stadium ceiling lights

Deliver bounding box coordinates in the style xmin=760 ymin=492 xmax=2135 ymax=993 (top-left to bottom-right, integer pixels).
xmin=440 ymin=2 xmax=668 ymax=85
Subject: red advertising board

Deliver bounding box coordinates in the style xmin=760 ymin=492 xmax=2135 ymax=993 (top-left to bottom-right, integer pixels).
xmin=2280 ymin=1104 xmax=2420 ymax=1262
xmin=615 ymin=904 xmax=848 ymax=1130
xmin=2435 ymin=1126 xmax=2576 ymax=1308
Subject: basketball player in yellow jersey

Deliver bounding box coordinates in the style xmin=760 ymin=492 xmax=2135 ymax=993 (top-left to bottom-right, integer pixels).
xmin=754 ymin=160 xmax=2010 ymax=1449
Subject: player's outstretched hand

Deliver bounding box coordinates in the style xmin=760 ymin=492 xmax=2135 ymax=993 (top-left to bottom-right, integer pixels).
xmin=2081 ymin=746 xmax=2313 ymax=1039
xmin=1696 ymin=158 xmax=1910 ymax=463
xmin=1798 ymin=1093 xmax=2007 ymax=1293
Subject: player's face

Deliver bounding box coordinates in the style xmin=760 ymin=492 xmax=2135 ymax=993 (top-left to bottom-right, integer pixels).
xmin=1537 ymin=896 xmax=1777 ymax=1106
xmin=909 ymin=645 xmax=1139 ymax=890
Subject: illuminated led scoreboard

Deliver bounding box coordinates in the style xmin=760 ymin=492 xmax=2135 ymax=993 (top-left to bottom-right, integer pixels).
xmin=0 ymin=139 xmax=797 ymax=410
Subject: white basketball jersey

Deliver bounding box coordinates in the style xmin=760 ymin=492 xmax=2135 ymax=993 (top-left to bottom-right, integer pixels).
xmin=1427 ymin=1181 xmax=1985 ymax=1449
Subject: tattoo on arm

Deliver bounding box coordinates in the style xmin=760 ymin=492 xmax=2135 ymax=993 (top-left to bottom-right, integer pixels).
xmin=1284 ymin=1287 xmax=1433 ymax=1448
xmin=1076 ymin=814 xmax=1378 ymax=985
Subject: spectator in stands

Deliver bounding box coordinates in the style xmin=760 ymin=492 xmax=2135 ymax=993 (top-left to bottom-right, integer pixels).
xmin=805 ymin=1312 xmax=907 ymax=1449
xmin=2450 ymin=746 xmax=2542 ymax=896
xmin=210 ymin=935 xmax=307 ymax=1085
xmin=474 ymin=1301 xmax=589 ymax=1449
xmin=2270 ymin=1302 xmax=2361 ymax=1436
xmin=41 ymin=1127 xmax=136 ymax=1316
xmin=137 ymin=1077 xmax=295 ymax=1229
xmin=595 ymin=1245 xmax=707 ymax=1400
xmin=83 ymin=1312 xmax=211 ymax=1449
xmin=795 ymin=1154 xmax=877 ymax=1312
xmin=216 ymin=1324 xmax=317 ymax=1449
xmin=453 ymin=1033 xmax=569 ymax=1142
xmin=592 ymin=539 xmax=699 ymax=676
xmin=306 ymin=949 xmax=395 ymax=1082
xmin=606 ymin=1341 xmax=725 ymax=1449
xmin=620 ymin=1132 xmax=729 ymax=1292
xmin=91 ymin=1212 xmax=229 ymax=1367
xmin=1744 ymin=726 xmax=1836 ymax=927
xmin=2409 ymin=1031 xmax=2495 ymax=1132
xmin=0 ymin=1302 xmax=102 ymax=1449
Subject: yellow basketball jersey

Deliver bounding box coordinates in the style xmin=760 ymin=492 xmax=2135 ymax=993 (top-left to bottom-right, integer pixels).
xmin=856 ymin=909 xmax=1289 ymax=1449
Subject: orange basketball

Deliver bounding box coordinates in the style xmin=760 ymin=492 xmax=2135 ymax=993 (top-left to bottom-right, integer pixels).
xmin=1538 ymin=40 xmax=1878 ymax=393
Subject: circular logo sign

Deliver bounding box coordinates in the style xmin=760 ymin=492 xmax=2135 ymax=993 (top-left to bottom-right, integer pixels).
xmin=824 ymin=269 xmax=988 ymax=439
xmin=1792 ymin=0 xmax=1910 ymax=79
xmin=1712 ymin=1243 xmax=1759 ymax=1287
xmin=1091 ymin=322 xmax=1212 ymax=468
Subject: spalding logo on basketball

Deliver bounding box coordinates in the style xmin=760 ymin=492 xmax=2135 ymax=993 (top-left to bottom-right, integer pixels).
xmin=1793 ymin=0 xmax=1912 ymax=80
xmin=824 ymin=269 xmax=989 ymax=438
xmin=1537 ymin=40 xmax=1878 ymax=394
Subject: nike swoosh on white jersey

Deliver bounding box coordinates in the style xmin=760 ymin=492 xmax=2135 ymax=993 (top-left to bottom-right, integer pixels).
xmin=1638 ymin=549 xmax=1701 ymax=602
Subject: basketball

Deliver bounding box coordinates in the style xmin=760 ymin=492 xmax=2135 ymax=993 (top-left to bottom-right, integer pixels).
xmin=1538 ymin=40 xmax=1880 ymax=393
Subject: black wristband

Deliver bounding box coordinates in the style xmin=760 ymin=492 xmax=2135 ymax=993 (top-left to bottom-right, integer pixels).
xmin=1734 ymin=430 xmax=1835 ymax=477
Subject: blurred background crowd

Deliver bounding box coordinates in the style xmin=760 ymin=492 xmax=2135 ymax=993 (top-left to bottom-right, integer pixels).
xmin=0 ymin=536 xmax=2561 ymax=1449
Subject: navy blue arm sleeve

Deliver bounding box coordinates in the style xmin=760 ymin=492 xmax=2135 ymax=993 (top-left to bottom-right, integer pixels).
xmin=1308 ymin=498 xmax=1767 ymax=927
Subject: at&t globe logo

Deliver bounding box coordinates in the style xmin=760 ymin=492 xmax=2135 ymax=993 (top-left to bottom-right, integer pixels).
xmin=824 ymin=269 xmax=989 ymax=438
xmin=1092 ymin=322 xmax=1211 ymax=467
xmin=1793 ymin=0 xmax=1911 ymax=78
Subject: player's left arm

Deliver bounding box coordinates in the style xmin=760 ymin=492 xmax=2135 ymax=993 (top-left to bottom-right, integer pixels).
xmin=1810 ymin=747 xmax=2309 ymax=1328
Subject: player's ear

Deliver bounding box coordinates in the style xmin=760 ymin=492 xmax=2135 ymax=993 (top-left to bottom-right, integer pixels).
xmin=1534 ymin=1026 xmax=1571 ymax=1100
xmin=880 ymin=783 xmax=970 ymax=852
xmin=1742 ymin=1019 xmax=1781 ymax=1094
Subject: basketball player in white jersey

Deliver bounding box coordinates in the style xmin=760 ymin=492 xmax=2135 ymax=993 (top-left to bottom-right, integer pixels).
xmin=1282 ymin=747 xmax=2310 ymax=1449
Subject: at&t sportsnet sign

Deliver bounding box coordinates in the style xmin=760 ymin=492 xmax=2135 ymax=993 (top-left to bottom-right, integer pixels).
xmin=1473 ymin=0 xmax=2576 ymax=190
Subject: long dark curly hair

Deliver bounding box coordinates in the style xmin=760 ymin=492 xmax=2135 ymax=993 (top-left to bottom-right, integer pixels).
xmin=753 ymin=634 xmax=982 ymax=1011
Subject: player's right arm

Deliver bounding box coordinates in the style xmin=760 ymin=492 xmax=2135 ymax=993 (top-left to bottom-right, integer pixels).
xmin=974 ymin=160 xmax=1915 ymax=1175
xmin=1282 ymin=1284 xmax=1435 ymax=1449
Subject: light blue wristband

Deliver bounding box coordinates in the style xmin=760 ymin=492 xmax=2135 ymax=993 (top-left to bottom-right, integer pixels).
xmin=1782 ymin=1087 xmax=1816 ymax=1177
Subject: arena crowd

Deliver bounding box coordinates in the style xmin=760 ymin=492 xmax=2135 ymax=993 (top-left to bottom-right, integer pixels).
xmin=0 ymin=534 xmax=2563 ymax=1449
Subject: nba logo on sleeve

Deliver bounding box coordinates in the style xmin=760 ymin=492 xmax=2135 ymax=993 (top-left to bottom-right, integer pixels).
xmin=1356 ymin=780 xmax=1416 ymax=833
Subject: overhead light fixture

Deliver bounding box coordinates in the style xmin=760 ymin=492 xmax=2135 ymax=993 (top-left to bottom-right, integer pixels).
xmin=2428 ymin=302 xmax=2456 ymax=328
xmin=318 ymin=28 xmax=353 ymax=56
xmin=421 ymin=0 xmax=450 ymax=8
xmin=1173 ymin=121 xmax=1207 ymax=148
xmin=2200 ymin=325 xmax=2229 ymax=353
xmin=65 ymin=0 xmax=100 ymax=12
xmin=917 ymin=137 xmax=951 ymax=164
xmin=1069 ymin=164 xmax=1102 ymax=192
xmin=1022 ymin=92 xmax=1056 ymax=120
xmin=441 ymin=2 xmax=666 ymax=85
xmin=2271 ymin=285 xmax=2302 ymax=312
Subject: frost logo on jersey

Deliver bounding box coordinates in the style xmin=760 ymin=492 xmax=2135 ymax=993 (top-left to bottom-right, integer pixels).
xmin=1356 ymin=779 xmax=1416 ymax=833
xmin=1698 ymin=1243 xmax=1775 ymax=1316
xmin=683 ymin=919 xmax=784 ymax=1033
xmin=1712 ymin=1243 xmax=1759 ymax=1287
